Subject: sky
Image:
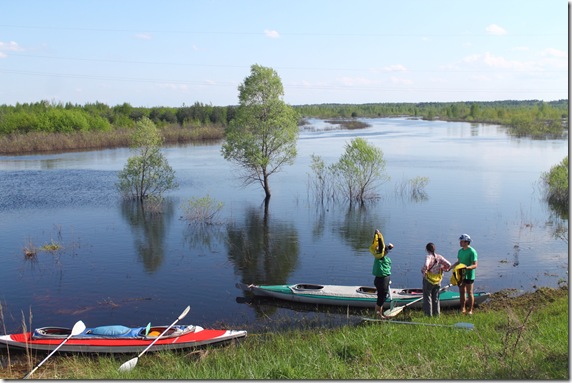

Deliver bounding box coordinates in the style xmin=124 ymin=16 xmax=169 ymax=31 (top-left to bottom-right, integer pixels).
xmin=0 ymin=0 xmax=569 ymax=107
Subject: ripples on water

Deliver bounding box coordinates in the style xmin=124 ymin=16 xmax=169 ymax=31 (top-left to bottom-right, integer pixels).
xmin=0 ymin=170 xmax=116 ymax=210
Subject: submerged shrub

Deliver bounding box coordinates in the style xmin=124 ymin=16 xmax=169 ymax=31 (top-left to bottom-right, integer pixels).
xmin=183 ymin=195 xmax=224 ymax=225
xmin=542 ymin=156 xmax=568 ymax=213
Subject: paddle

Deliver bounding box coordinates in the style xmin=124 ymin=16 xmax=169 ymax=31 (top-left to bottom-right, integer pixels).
xmin=23 ymin=320 xmax=86 ymax=379
xmin=118 ymin=305 xmax=190 ymax=372
xmin=145 ymin=322 xmax=151 ymax=336
xmin=383 ymin=283 xmax=453 ymax=318
xmin=378 ymin=319 xmax=474 ymax=330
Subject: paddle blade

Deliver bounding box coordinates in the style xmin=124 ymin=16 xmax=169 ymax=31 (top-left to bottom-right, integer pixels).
xmin=383 ymin=306 xmax=404 ymax=318
xmin=23 ymin=320 xmax=86 ymax=379
xmin=455 ymin=322 xmax=475 ymax=330
xmin=179 ymin=305 xmax=191 ymax=320
xmin=145 ymin=322 xmax=151 ymax=336
xmin=71 ymin=320 xmax=86 ymax=336
xmin=119 ymin=357 xmax=138 ymax=372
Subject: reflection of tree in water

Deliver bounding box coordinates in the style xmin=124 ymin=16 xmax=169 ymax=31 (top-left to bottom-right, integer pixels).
xmin=120 ymin=199 xmax=174 ymax=273
xmin=546 ymin=208 xmax=568 ymax=244
xmin=332 ymin=203 xmax=388 ymax=252
xmin=183 ymin=223 xmax=226 ymax=256
xmin=311 ymin=204 xmax=327 ymax=240
xmin=227 ymin=206 xmax=299 ymax=285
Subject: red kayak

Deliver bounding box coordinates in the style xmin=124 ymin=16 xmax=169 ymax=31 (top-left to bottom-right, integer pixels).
xmin=0 ymin=324 xmax=247 ymax=353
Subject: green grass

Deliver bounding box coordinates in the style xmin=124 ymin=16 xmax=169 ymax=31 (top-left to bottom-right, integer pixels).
xmin=3 ymin=287 xmax=568 ymax=380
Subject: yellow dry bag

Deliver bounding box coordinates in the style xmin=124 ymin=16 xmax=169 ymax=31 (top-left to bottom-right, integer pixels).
xmin=450 ymin=263 xmax=467 ymax=286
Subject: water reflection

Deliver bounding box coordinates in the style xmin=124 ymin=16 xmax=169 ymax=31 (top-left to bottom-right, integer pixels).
xmin=120 ymin=199 xmax=175 ymax=273
xmin=311 ymin=204 xmax=327 ymax=239
xmin=183 ymin=222 xmax=227 ymax=255
xmin=547 ymin=210 xmax=568 ymax=243
xmin=333 ymin=203 xmax=388 ymax=252
xmin=227 ymin=206 xmax=299 ymax=285
xmin=0 ymin=118 xmax=567 ymax=331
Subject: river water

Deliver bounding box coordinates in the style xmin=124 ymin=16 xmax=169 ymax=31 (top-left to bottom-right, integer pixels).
xmin=0 ymin=118 xmax=567 ymax=333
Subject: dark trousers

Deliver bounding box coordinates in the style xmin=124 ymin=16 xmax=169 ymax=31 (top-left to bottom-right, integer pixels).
xmin=374 ymin=275 xmax=390 ymax=307
xmin=422 ymin=278 xmax=441 ymax=317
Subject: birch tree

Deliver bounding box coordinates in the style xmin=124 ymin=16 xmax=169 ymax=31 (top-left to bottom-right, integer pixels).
xmin=221 ymin=64 xmax=298 ymax=201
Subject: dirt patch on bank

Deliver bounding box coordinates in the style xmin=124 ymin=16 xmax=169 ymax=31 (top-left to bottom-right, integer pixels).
xmin=479 ymin=285 xmax=568 ymax=312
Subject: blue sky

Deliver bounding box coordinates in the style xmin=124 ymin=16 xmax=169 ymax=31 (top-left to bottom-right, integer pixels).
xmin=0 ymin=0 xmax=568 ymax=107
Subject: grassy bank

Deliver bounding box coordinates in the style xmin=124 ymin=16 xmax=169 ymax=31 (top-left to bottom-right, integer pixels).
xmin=0 ymin=124 xmax=224 ymax=155
xmin=1 ymin=286 xmax=567 ymax=380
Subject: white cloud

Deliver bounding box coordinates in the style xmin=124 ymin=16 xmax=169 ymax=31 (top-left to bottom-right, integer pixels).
xmin=440 ymin=50 xmax=556 ymax=76
xmin=0 ymin=41 xmax=23 ymax=58
xmin=428 ymin=77 xmax=448 ymax=84
xmin=158 ymin=83 xmax=189 ymax=91
xmin=462 ymin=54 xmax=481 ymax=63
xmin=382 ymin=64 xmax=407 ymax=72
xmin=485 ymin=24 xmax=507 ymax=35
xmin=264 ymin=29 xmax=280 ymax=38
xmin=370 ymin=64 xmax=407 ymax=74
xmin=481 ymin=52 xmax=538 ymax=71
xmin=389 ymin=76 xmax=413 ymax=85
xmin=541 ymin=48 xmax=567 ymax=58
xmin=134 ymin=33 xmax=152 ymax=40
xmin=338 ymin=76 xmax=373 ymax=86
xmin=453 ymin=52 xmax=540 ymax=72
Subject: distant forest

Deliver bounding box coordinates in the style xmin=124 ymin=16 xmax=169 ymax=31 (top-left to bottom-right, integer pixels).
xmin=0 ymin=99 xmax=567 ymax=153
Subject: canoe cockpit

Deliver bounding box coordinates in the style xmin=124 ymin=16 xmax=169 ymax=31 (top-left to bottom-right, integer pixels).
xmin=292 ymin=284 xmax=325 ymax=290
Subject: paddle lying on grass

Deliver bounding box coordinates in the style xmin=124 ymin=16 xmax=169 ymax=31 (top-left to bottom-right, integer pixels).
xmin=383 ymin=283 xmax=453 ymax=318
xmin=23 ymin=320 xmax=86 ymax=379
xmin=362 ymin=318 xmax=474 ymax=330
xmin=118 ymin=305 xmax=191 ymax=372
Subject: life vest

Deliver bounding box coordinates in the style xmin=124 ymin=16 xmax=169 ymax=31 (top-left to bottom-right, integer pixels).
xmin=450 ymin=263 xmax=467 ymax=286
xmin=370 ymin=232 xmax=386 ymax=258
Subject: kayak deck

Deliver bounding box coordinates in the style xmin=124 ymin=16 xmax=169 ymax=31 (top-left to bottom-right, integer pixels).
xmin=237 ymin=282 xmax=490 ymax=309
xmin=0 ymin=325 xmax=247 ymax=354
xmin=32 ymin=324 xmax=196 ymax=340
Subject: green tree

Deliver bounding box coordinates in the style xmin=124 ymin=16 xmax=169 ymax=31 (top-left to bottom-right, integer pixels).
xmin=116 ymin=117 xmax=178 ymax=201
xmin=308 ymin=154 xmax=335 ymax=203
xmin=331 ymin=137 xmax=389 ymax=205
xmin=470 ymin=103 xmax=480 ymax=119
xmin=221 ymin=64 xmax=298 ymax=201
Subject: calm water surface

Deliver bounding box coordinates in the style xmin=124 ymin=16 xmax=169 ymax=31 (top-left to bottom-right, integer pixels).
xmin=0 ymin=118 xmax=567 ymax=333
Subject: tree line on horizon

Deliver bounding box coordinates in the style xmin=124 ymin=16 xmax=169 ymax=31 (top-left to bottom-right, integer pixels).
xmin=0 ymin=98 xmax=568 ymax=139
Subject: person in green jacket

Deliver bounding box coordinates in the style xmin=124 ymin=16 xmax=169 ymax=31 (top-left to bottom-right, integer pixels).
xmin=450 ymin=233 xmax=478 ymax=315
xmin=369 ymin=229 xmax=394 ymax=318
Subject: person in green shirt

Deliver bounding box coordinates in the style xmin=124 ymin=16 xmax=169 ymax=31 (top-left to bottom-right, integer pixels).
xmin=369 ymin=229 xmax=394 ymax=318
xmin=450 ymin=233 xmax=478 ymax=315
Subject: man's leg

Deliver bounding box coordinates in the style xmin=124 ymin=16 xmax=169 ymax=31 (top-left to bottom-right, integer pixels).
xmin=459 ymin=284 xmax=467 ymax=313
xmin=466 ymin=282 xmax=475 ymax=314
